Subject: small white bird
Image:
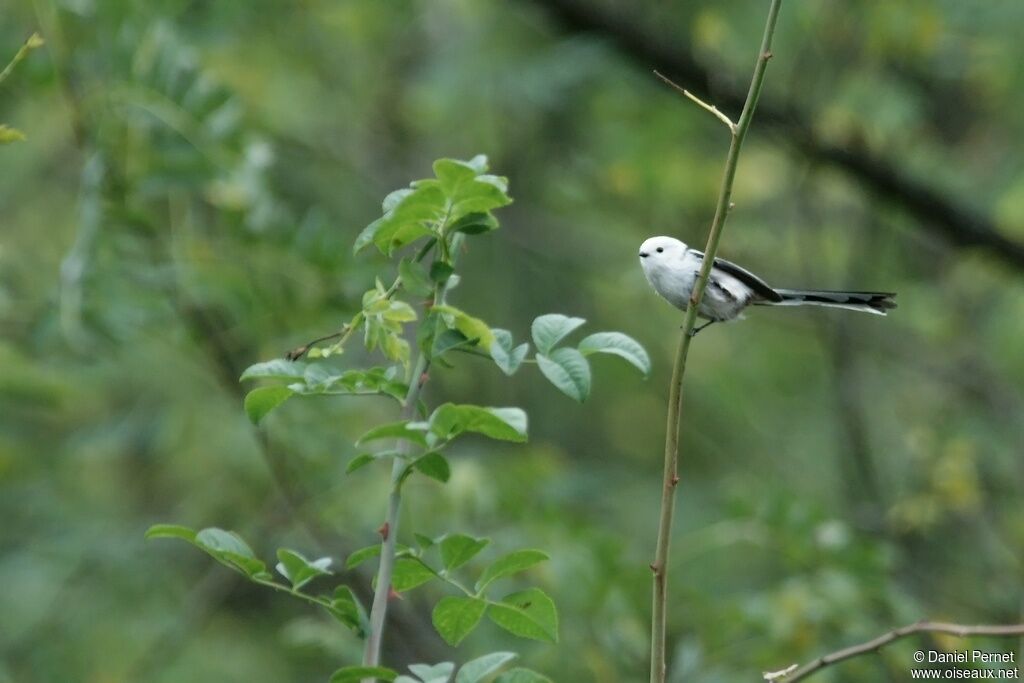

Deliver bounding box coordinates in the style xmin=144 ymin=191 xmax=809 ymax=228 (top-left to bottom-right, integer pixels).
xmin=639 ymin=236 xmax=895 ymax=334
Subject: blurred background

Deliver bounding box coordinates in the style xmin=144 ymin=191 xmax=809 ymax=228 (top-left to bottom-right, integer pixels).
xmin=2 ymin=1 xmax=1023 ymax=681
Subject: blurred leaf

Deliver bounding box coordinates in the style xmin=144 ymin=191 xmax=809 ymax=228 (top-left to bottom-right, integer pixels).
xmin=408 ymin=662 xmax=455 ymax=683
xmin=439 ymin=533 xmax=490 ymax=572
xmin=455 ymin=652 xmax=517 ymax=683
xmin=239 ymin=359 xmax=307 ymax=382
xmin=490 ymin=330 xmax=529 ymax=376
xmin=346 ymin=545 xmax=382 ymax=570
xmin=392 ymin=557 xmax=437 ymax=592
xmin=449 ymin=212 xmax=499 ymax=235
xmin=400 ymin=257 xmax=435 ymax=297
xmin=429 ymin=261 xmax=454 ymax=283
xmin=412 ymin=451 xmax=451 ymax=483
xmin=354 ymin=183 xmax=446 ymax=255
xmin=432 ymin=596 xmax=487 ymax=646
xmin=275 ymin=549 xmax=332 ymax=590
xmin=431 ymin=305 xmax=494 ymax=349
xmin=536 ymin=348 xmax=591 ymax=402
xmin=475 ymin=550 xmax=549 ymax=592
xmin=577 ymin=332 xmax=651 ymax=376
xmin=329 ymin=666 xmax=398 ymax=683
xmin=487 ymin=588 xmax=558 ymax=642
xmin=327 ymin=586 xmax=368 ymax=637
xmin=429 ymin=404 xmax=528 ymax=443
xmin=531 ymin=314 xmax=585 ymax=354
xmin=356 ymin=420 xmax=428 ymax=446
xmin=144 ymin=524 xmax=197 ymax=542
xmin=244 ymin=386 xmax=293 ymax=424
xmin=0 ymin=125 xmax=26 ymax=145
xmin=195 ymin=528 xmax=270 ymax=579
xmin=494 ymin=669 xmax=553 ymax=683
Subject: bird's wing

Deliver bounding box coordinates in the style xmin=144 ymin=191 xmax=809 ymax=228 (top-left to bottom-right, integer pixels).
xmin=688 ymin=249 xmax=783 ymax=302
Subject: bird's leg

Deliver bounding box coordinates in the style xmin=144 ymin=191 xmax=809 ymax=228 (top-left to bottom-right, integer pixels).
xmin=689 ymin=320 xmax=716 ymax=337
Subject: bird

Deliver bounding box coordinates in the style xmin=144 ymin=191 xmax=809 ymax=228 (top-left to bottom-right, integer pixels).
xmin=638 ymin=236 xmax=895 ymax=334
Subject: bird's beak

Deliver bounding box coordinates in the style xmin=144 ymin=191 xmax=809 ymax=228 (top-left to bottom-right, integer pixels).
xmin=639 ymin=252 xmax=649 ymax=258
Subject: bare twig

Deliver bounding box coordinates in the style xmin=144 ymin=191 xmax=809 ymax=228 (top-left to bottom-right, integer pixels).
xmin=654 ymin=69 xmax=736 ymax=132
xmin=775 ymin=621 xmax=1024 ymax=683
xmin=648 ymin=3 xmax=784 ymax=683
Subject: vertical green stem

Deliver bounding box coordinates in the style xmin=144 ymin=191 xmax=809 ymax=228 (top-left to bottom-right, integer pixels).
xmin=649 ymin=2 xmax=784 ymax=682
xmin=361 ymin=234 xmax=464 ymax=678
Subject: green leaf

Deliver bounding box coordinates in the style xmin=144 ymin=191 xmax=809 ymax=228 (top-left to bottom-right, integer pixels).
xmin=455 ymin=653 xmax=517 ymax=683
xmin=536 ymin=348 xmax=591 ymax=402
xmin=354 ymin=182 xmax=446 ymax=255
xmin=408 ymin=662 xmax=455 ymax=683
xmin=428 ymin=404 xmax=527 ymax=443
xmin=449 ymin=212 xmax=498 ymax=235
xmin=327 ymin=585 xmax=368 ymax=637
xmin=486 ymin=588 xmax=558 ymax=643
xmin=494 ymin=669 xmax=553 ymax=683
xmin=0 ymin=125 xmax=27 ymax=145
xmin=431 ymin=328 xmax=472 ymax=359
xmin=431 ymin=596 xmax=487 ymax=647
xmin=239 ymin=358 xmax=307 ymax=382
xmin=346 ymin=544 xmax=382 ymax=570
xmin=399 ymin=258 xmax=434 ymax=297
xmin=412 ymin=451 xmax=451 ymax=483
xmin=275 ymin=549 xmax=332 ymax=590
xmin=429 ymin=261 xmax=454 ymax=284
xmin=439 ymin=533 xmax=490 ymax=572
xmin=577 ymin=332 xmax=651 ymax=376
xmin=144 ymin=524 xmax=197 ymax=542
xmin=195 ymin=527 xmax=269 ymax=579
xmin=530 ymin=314 xmax=586 ymax=354
xmin=391 ymin=557 xmax=437 ymax=592
xmin=413 ymin=533 xmax=436 ymax=549
xmin=195 ymin=527 xmax=256 ymax=558
xmin=475 ymin=550 xmax=549 ymax=592
xmin=489 ymin=330 xmax=529 ymax=376
xmin=329 ymin=666 xmax=398 ymax=683
xmin=356 ymin=420 xmax=428 ymax=446
xmin=244 ymin=386 xmax=293 ymax=424
xmin=434 ymin=158 xmax=480 ymax=195
xmin=346 ymin=453 xmax=376 ymax=474
xmin=431 ymin=305 xmax=494 ymax=349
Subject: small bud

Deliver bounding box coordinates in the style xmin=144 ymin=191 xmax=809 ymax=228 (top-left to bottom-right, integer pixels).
xmin=377 ymin=522 xmax=389 ymax=540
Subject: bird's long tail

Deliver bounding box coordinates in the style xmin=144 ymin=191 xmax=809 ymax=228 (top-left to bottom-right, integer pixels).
xmin=759 ymin=289 xmax=897 ymax=316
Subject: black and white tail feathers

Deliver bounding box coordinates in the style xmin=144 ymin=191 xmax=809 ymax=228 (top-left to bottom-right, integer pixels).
xmin=761 ymin=289 xmax=897 ymax=316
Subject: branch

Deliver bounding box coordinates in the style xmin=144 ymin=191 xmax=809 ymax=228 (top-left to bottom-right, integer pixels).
xmin=526 ymin=0 xmax=1024 ymax=273
xmin=654 ymin=70 xmax=736 ymax=132
xmin=649 ymin=4 xmax=784 ymax=683
xmin=773 ymin=621 xmax=1024 ymax=683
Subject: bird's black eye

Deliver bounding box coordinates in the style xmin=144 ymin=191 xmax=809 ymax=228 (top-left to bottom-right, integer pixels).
xmin=656 ymin=247 xmax=664 ymax=253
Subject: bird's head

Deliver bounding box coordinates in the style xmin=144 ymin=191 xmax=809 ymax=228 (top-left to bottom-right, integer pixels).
xmin=638 ymin=236 xmax=688 ymax=274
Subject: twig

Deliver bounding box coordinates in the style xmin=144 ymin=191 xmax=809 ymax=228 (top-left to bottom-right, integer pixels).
xmin=0 ymin=32 xmax=44 ymax=86
xmin=649 ymin=3 xmax=783 ymax=683
xmin=775 ymin=621 xmax=1024 ymax=683
xmin=285 ymin=237 xmax=438 ymax=361
xmin=654 ymin=70 xmax=736 ymax=132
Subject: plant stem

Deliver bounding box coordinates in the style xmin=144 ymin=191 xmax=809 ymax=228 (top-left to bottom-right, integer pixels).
xmin=361 ymin=235 xmax=463 ymax=678
xmin=649 ymin=2 xmax=783 ymax=682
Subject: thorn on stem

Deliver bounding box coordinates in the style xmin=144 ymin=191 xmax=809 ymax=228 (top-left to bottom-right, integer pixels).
xmin=763 ymin=50 xmax=774 ymax=60
xmin=671 ymin=474 xmax=680 ymax=486
xmin=377 ymin=522 xmax=389 ymax=541
xmin=388 ymin=587 xmax=403 ymax=601
xmin=649 ymin=563 xmax=660 ymax=575
xmin=419 ymin=372 xmax=430 ymax=387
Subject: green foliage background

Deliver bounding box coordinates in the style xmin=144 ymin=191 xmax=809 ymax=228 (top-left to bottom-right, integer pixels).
xmin=2 ymin=1 xmax=1023 ymax=681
